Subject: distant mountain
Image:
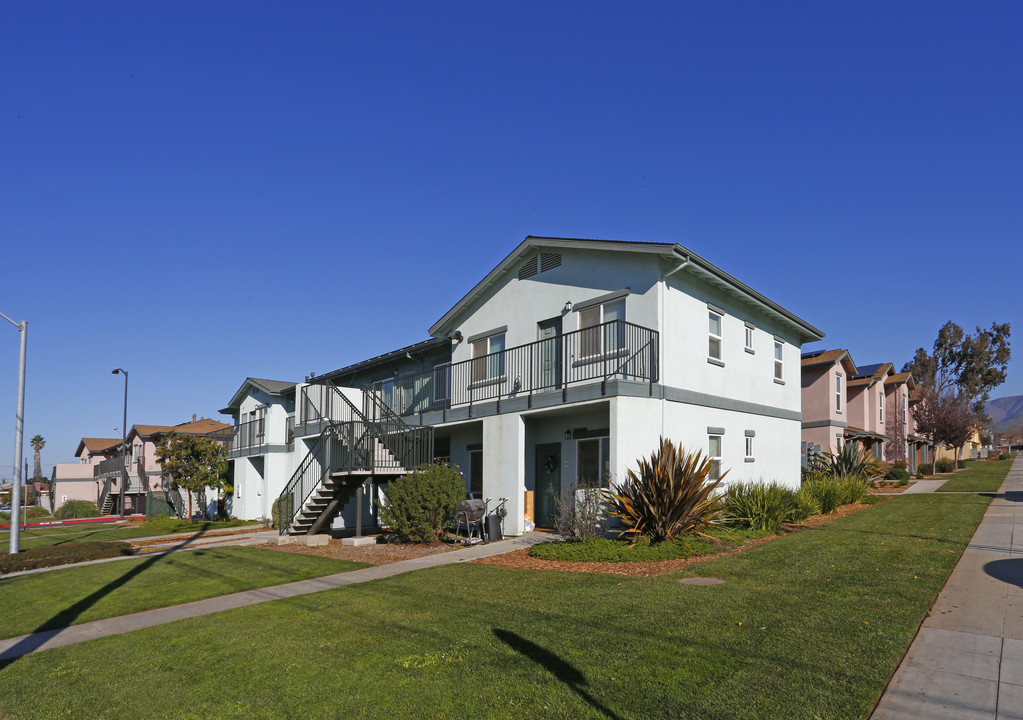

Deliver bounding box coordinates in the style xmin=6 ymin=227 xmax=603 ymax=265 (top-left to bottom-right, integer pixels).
xmin=986 ymin=395 xmax=1023 ymax=433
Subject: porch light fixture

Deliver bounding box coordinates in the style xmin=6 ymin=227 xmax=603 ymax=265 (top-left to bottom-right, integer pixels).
xmin=1 ymin=309 xmax=27 ymax=554
xmin=112 ymin=368 xmax=128 ymax=518
xmin=564 ymin=301 xmax=572 ymax=312
xmin=449 ymin=330 xmax=463 ymax=342
xmin=564 ymin=430 xmax=571 ymax=440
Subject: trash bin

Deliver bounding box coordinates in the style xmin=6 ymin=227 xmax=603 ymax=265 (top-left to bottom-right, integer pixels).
xmin=486 ymin=514 xmax=502 ymax=542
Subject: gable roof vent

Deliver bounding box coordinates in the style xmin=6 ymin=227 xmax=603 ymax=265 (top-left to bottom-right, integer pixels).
xmin=518 ymin=255 xmax=539 ymax=280
xmin=540 ymin=252 xmax=562 ymax=273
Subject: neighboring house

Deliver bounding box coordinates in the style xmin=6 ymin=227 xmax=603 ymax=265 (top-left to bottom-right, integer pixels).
xmin=243 ymin=236 xmax=823 ymax=538
xmin=800 ymin=349 xmax=858 ymax=456
xmin=883 ymin=371 xmax=923 ymax=471
xmin=87 ymin=417 xmax=232 ymax=516
xmin=935 ymin=426 xmax=983 ymax=464
xmin=50 ymin=438 xmax=121 ymax=512
xmin=844 ymin=362 xmax=893 ymax=460
xmin=220 ymin=378 xmax=298 ymax=521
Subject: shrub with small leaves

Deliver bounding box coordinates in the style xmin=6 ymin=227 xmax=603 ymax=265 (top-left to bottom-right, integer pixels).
xmin=886 ymin=467 xmax=910 ymax=482
xmin=54 ymin=500 xmax=101 ymax=520
xmin=918 ymin=463 xmax=933 ymax=476
xmin=377 ymin=462 xmax=466 ymax=543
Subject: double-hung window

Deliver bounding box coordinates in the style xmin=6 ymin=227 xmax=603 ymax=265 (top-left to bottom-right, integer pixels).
xmin=708 ymin=310 xmax=723 ymax=361
xmin=745 ymin=435 xmax=754 ymax=459
xmin=471 ymin=333 xmax=505 ymax=383
xmin=744 ymin=324 xmax=754 ymax=353
xmin=879 ymin=391 xmax=885 ymax=424
xmin=579 ymin=298 xmax=625 ymax=358
xmin=773 ymin=340 xmax=784 ymax=381
xmin=708 ymin=434 xmax=722 ymax=481
xmin=835 ymin=373 xmax=843 ymax=413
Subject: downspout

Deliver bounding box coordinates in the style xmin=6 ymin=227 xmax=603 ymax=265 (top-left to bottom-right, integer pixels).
xmin=660 ymin=252 xmax=690 ymax=436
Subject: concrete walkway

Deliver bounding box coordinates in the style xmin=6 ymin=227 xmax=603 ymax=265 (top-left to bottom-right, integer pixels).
xmin=0 ymin=532 xmax=551 ymax=662
xmin=872 ymin=456 xmax=1023 ymax=720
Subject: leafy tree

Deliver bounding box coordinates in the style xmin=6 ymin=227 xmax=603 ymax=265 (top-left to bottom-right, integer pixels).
xmin=30 ymin=435 xmax=45 ymax=480
xmin=904 ymin=321 xmax=1011 ymax=417
xmin=155 ymin=433 xmax=228 ymax=520
xmin=912 ymin=385 xmax=975 ymax=467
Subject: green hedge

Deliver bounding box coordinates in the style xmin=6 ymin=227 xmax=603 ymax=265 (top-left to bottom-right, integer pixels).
xmin=54 ymin=500 xmax=101 ymax=520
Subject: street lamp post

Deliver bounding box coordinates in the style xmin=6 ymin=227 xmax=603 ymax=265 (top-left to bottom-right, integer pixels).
xmin=112 ymin=368 xmax=128 ymax=518
xmin=1 ymin=310 xmax=27 ymax=555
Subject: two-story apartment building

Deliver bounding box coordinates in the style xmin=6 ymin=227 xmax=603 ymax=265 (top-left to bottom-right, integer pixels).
xmin=239 ymin=236 xmax=824 ymax=539
xmin=845 ymin=363 xmax=892 ymax=460
xmin=49 ymin=437 xmax=121 ymax=512
xmin=800 ymin=349 xmax=859 ymax=455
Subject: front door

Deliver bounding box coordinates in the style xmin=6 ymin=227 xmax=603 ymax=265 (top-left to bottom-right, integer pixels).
xmin=537 ymin=318 xmax=563 ymax=391
xmin=535 ymin=443 xmax=561 ymax=527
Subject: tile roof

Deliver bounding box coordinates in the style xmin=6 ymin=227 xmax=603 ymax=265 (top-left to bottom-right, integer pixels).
xmin=79 ymin=438 xmax=121 ymax=453
xmin=801 ymin=349 xmax=848 ymax=367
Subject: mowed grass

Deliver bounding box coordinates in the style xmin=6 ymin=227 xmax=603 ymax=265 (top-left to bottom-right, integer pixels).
xmin=0 ymin=547 xmax=368 ymax=640
xmin=937 ymin=457 xmax=1014 ymax=492
xmin=0 ymin=519 xmax=262 ymax=551
xmin=0 ymin=493 xmax=991 ymax=720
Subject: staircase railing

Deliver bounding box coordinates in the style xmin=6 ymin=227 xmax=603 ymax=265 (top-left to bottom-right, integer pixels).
xmin=363 ymin=388 xmax=434 ymax=471
xmin=97 ymin=475 xmax=114 ymax=513
xmin=277 ymin=382 xmax=433 ymax=534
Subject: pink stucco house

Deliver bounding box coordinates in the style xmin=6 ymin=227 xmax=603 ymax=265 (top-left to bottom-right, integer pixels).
xmin=800 ymin=349 xmax=858 ymax=455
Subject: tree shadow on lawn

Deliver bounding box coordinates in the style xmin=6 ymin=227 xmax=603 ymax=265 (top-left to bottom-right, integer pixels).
xmin=493 ymin=628 xmax=624 ymax=720
xmin=0 ymin=531 xmax=208 ymax=669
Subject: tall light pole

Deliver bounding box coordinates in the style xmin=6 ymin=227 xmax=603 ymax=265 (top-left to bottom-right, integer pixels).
xmin=112 ymin=368 xmax=128 ymax=518
xmin=1 ymin=310 xmax=27 ymax=554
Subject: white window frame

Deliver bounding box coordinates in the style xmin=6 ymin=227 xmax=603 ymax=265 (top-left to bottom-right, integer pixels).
xmin=708 ymin=311 xmax=723 ymax=362
xmin=471 ymin=333 xmax=506 ymax=383
xmin=835 ymin=372 xmax=843 ymax=413
xmin=774 ymin=340 xmax=784 ymax=381
xmin=879 ymin=391 xmax=885 ymax=423
xmin=576 ymin=436 xmax=610 ymax=489
xmin=744 ymin=325 xmax=754 ymax=353
xmin=708 ymin=434 xmax=722 ymax=481
xmin=578 ymin=299 xmax=626 ymax=359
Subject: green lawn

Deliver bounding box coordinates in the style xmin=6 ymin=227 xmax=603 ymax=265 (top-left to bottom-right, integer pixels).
xmin=936 ymin=457 xmax=1014 ymax=492
xmin=0 ymin=493 xmax=992 ymax=720
xmin=0 ymin=519 xmax=262 ymax=551
xmin=0 ymin=547 xmax=368 ymax=640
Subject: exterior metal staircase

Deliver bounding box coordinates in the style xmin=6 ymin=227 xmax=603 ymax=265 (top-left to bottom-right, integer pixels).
xmin=277 ymin=382 xmax=433 ymax=536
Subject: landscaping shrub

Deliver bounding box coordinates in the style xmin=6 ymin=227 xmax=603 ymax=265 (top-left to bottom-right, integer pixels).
xmin=271 ymin=492 xmax=293 ymax=530
xmin=552 ymin=488 xmax=604 ymax=540
xmin=957 ymin=460 xmax=967 ymax=469
xmin=807 ymin=443 xmax=886 ymax=482
xmin=0 ymin=512 xmax=8 ymax=524
xmin=26 ymin=506 xmax=50 ymax=519
xmin=602 ymin=438 xmax=724 ymax=543
xmin=999 ymin=452 xmax=1009 ymax=460
xmin=893 ymin=459 xmax=908 ymax=470
xmin=801 ymin=477 xmax=843 ymax=514
xmin=836 ymin=475 xmax=868 ymax=505
xmin=935 ymin=460 xmax=953 ymax=473
xmin=886 ymin=466 xmax=910 ymax=482
xmin=791 ymin=488 xmax=822 ymax=522
xmin=723 ymin=481 xmax=802 ymax=533
xmin=0 ymin=541 xmax=134 ymax=574
xmin=915 ymin=470 xmax=925 ymax=479
xmin=896 ymin=476 xmax=910 ymax=487
xmin=918 ymin=463 xmax=933 ymax=476
xmin=377 ymin=462 xmax=465 ymax=543
xmin=54 ymin=500 xmax=101 ymax=520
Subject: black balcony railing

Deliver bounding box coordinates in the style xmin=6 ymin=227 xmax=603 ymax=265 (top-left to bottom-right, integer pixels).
xmin=371 ymin=319 xmax=658 ymax=416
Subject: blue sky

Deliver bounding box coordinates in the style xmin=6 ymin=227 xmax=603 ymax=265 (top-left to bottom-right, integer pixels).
xmin=1 ymin=1 xmax=1020 ymax=476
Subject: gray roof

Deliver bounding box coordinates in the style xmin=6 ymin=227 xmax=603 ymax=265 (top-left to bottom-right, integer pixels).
xmin=224 ymin=377 xmax=297 ymax=411
xmin=310 ymin=337 xmax=449 ymax=384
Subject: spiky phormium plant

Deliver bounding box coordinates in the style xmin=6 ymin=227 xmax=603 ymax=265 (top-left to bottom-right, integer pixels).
xmin=601 ymin=438 xmax=726 ymax=543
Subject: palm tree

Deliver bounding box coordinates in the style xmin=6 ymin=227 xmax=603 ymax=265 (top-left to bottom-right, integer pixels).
xmin=30 ymin=435 xmax=45 ymax=480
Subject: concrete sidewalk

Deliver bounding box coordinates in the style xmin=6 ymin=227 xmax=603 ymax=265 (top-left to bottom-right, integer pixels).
xmin=0 ymin=532 xmax=552 ymax=662
xmin=872 ymin=455 xmax=1023 ymax=720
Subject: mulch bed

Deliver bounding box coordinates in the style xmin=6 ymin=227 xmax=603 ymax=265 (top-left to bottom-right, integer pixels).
xmin=250 ymin=538 xmax=456 ymax=565
xmin=249 ymin=503 xmax=874 ymax=578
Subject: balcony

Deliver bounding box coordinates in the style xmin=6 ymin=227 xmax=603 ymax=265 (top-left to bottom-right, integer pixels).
xmin=222 ymin=416 xmax=295 ymax=458
xmin=369 ymin=319 xmax=658 ymax=420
